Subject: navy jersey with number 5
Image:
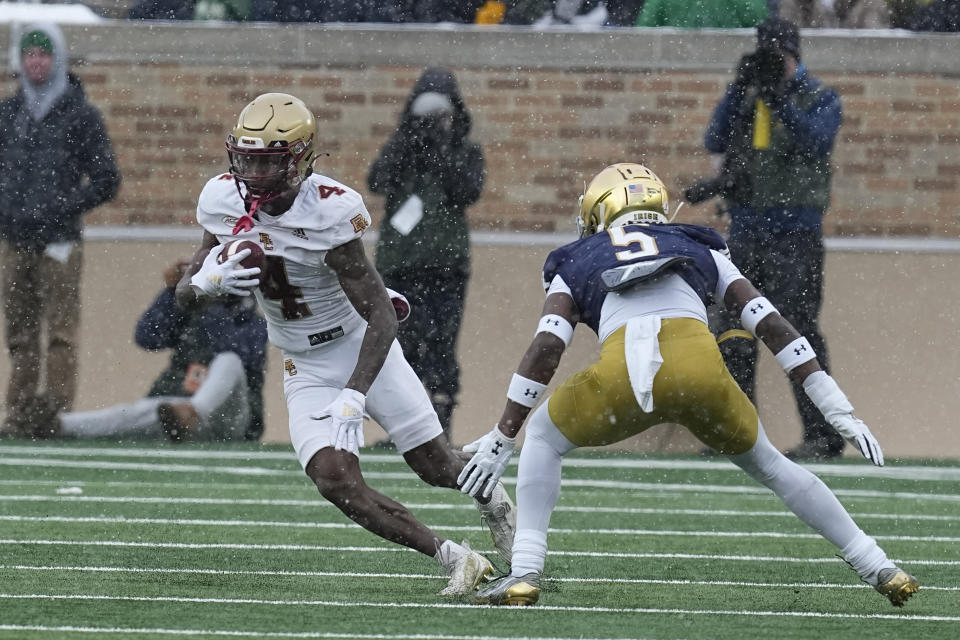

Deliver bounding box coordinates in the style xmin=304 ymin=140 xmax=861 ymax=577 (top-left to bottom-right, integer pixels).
xmin=542 ymin=223 xmax=729 ymax=335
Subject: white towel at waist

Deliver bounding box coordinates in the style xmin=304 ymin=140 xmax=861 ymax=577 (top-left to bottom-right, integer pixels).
xmin=624 ymin=315 xmax=663 ymax=413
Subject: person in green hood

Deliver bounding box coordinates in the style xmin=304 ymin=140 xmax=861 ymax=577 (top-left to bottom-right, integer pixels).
xmin=369 ymin=67 xmax=485 ymax=443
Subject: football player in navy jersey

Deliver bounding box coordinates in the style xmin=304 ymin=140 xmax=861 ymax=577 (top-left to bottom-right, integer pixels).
xmin=457 ymin=163 xmax=918 ymax=608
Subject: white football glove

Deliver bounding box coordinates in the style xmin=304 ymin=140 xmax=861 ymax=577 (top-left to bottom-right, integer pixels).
xmin=457 ymin=425 xmax=516 ymax=499
xmin=311 ymin=388 xmax=366 ymax=455
xmin=189 ymin=246 xmax=261 ymax=298
xmin=803 ymin=371 xmax=884 ymax=466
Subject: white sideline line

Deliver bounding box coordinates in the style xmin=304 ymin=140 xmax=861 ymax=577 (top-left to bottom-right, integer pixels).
xmin=4 ymin=564 xmax=957 ymax=592
xmin=0 ymin=456 xmax=299 ymax=477
xmin=4 ymin=493 xmax=960 ymax=523
xmin=2 ymin=540 xmax=957 ymax=566
xmin=3 ymin=444 xmax=960 ymax=482
xmin=78 ymin=225 xmax=960 ymax=254
xmin=0 ymin=626 xmax=652 ymax=640
xmin=0 ymin=594 xmax=953 ymax=622
xmin=5 ymin=460 xmax=960 ymax=503
xmin=4 ymin=514 xmax=960 ymax=544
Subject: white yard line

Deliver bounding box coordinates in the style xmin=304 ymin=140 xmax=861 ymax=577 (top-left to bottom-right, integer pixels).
xmin=3 ymin=564 xmax=957 ymax=592
xmin=6 ymin=493 xmax=960 ymax=526
xmin=4 ymin=458 xmax=960 ymax=502
xmin=0 ymin=594 xmax=954 ymax=622
xmin=3 ymin=444 xmax=960 ymax=482
xmin=1 ymin=539 xmax=957 ymax=566
xmin=0 ymin=626 xmax=658 ymax=640
xmin=3 ymin=514 xmax=959 ymax=544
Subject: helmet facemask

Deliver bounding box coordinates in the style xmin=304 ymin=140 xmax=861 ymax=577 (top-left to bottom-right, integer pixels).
xmin=227 ymin=135 xmax=313 ymax=204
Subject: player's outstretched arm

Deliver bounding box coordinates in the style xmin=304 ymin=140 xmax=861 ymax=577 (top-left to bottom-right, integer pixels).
xmin=458 ymin=292 xmax=578 ymax=498
xmin=723 ymin=278 xmax=883 ymax=466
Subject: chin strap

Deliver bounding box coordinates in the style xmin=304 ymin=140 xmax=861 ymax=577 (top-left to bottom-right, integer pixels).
xmin=232 ymin=198 xmax=260 ymax=235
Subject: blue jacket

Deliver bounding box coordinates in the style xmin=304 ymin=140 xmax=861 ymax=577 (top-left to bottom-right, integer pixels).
xmin=136 ymin=288 xmax=268 ymax=440
xmin=704 ymin=63 xmax=842 ymax=231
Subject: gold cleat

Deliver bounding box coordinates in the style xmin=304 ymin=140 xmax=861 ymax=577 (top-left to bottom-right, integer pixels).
xmin=474 ymin=572 xmax=541 ymax=606
xmin=874 ymin=568 xmax=919 ymax=607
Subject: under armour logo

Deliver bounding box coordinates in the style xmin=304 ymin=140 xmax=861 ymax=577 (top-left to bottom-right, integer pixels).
xmin=524 ymin=389 xmax=540 ymax=398
xmin=491 ymin=441 xmax=503 ymax=455
xmin=547 ymin=319 xmax=560 ymax=327
xmin=794 ymin=344 xmax=808 ymax=356
xmin=749 ymin=302 xmax=765 ymax=314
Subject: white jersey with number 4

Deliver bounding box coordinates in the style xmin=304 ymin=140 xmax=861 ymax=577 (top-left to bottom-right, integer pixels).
xmin=196 ymin=172 xmax=373 ymax=353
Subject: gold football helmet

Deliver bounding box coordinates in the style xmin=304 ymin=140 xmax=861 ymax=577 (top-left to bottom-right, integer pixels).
xmin=577 ymin=163 xmax=670 ymax=237
xmin=226 ymin=93 xmax=316 ymax=202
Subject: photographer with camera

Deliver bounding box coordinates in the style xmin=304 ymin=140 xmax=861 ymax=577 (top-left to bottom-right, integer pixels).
xmin=369 ymin=67 xmax=485 ymax=445
xmin=688 ymin=18 xmax=845 ymax=461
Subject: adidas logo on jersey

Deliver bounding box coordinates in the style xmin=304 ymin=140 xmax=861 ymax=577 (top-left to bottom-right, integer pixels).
xmin=292 ymin=228 xmax=308 ymax=240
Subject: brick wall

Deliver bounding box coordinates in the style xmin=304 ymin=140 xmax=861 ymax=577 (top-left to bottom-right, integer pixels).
xmin=1 ymin=24 xmax=958 ymax=237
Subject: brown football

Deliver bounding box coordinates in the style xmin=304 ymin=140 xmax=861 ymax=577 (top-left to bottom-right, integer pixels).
xmin=216 ymin=239 xmax=265 ymax=271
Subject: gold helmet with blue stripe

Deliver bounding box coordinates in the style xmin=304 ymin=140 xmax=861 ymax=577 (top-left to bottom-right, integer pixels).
xmin=577 ymin=163 xmax=670 ymax=237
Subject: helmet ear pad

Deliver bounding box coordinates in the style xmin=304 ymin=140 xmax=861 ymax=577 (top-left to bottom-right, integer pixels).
xmin=578 ymin=163 xmax=670 ymax=235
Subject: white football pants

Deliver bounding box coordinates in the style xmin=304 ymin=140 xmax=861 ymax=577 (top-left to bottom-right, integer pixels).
xmin=60 ymin=352 xmax=250 ymax=442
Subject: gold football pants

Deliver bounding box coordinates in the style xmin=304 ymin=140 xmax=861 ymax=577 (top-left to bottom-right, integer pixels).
xmin=547 ymin=317 xmax=758 ymax=454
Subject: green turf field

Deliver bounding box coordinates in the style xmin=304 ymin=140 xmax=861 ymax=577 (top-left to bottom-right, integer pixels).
xmin=1 ymin=441 xmax=957 ymax=639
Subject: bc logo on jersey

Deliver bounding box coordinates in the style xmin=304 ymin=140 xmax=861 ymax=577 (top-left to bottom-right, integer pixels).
xmin=259 ymin=233 xmax=274 ymax=251
xmin=350 ymin=213 xmax=368 ymax=233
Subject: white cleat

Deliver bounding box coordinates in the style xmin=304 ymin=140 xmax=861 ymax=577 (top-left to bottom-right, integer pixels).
xmin=476 ymin=481 xmax=516 ymax=566
xmin=437 ymin=540 xmax=494 ymax=596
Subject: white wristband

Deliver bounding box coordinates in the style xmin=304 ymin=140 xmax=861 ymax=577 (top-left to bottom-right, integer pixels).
xmin=775 ymin=337 xmax=816 ymax=372
xmin=536 ymin=314 xmax=574 ymax=346
xmin=507 ymin=373 xmax=548 ymax=408
xmin=740 ymin=296 xmax=777 ymax=336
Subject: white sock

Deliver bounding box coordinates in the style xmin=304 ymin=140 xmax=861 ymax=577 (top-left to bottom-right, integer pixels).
xmin=510 ymin=406 xmax=576 ymax=577
xmin=728 ymin=425 xmax=892 ymax=581
xmin=511 ymin=529 xmax=548 ymax=577
xmin=842 ymin=535 xmax=894 ymax=586
xmin=435 ymin=539 xmax=467 ymax=572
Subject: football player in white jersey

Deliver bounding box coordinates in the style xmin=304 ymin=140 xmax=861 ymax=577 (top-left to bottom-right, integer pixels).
xmin=458 ymin=163 xmax=918 ymax=608
xmin=174 ymin=93 xmax=515 ymax=596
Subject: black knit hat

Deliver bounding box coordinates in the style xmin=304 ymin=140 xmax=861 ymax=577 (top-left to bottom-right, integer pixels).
xmin=757 ymin=17 xmax=801 ymax=60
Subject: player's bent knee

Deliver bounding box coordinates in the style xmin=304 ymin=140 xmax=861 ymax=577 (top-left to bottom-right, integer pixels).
xmin=305 ymin=448 xmax=366 ymax=504
xmin=402 ymin=437 xmax=461 ymax=488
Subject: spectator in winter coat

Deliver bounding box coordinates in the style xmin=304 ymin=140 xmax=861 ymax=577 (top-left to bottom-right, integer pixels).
xmin=368 ymin=68 xmax=485 ymax=443
xmin=19 ymin=259 xmax=268 ymax=443
xmin=0 ymin=23 xmax=120 ymax=435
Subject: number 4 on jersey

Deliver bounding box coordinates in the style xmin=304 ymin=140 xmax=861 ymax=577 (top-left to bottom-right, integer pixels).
xmin=317 ymin=185 xmax=346 ymax=199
